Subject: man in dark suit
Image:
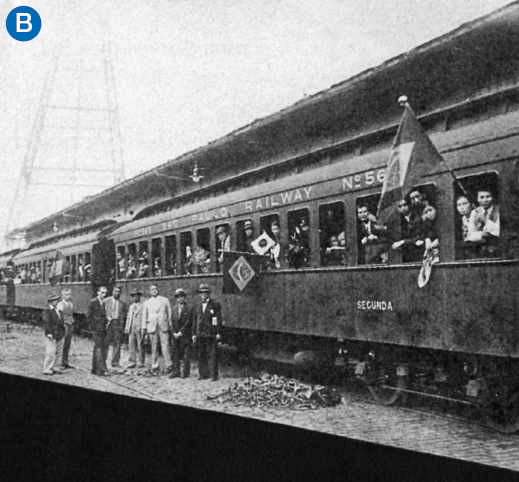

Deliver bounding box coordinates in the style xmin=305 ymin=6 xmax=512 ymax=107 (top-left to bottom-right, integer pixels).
xmin=88 ymin=286 xmax=109 ymax=376
xmin=391 ymin=198 xmax=424 ymax=263
xmin=42 ymin=293 xmax=66 ymax=375
xmin=193 ymin=284 xmax=222 ymax=381
xmin=357 ymin=205 xmax=389 ymax=265
xmin=169 ymin=288 xmax=194 ymax=379
xmin=103 ymin=285 xmax=128 ymax=368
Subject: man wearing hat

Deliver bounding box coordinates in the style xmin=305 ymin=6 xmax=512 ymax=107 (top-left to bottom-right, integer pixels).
xmin=143 ymin=283 xmax=173 ymax=373
xmin=216 ymin=225 xmax=230 ymax=271
xmin=88 ymin=286 xmax=109 ymax=376
xmin=125 ymin=288 xmax=146 ymax=369
xmin=169 ymin=288 xmax=195 ymax=378
xmin=239 ymin=220 xmax=255 ymax=253
xmin=42 ymin=293 xmax=66 ymax=375
xmin=193 ymin=284 xmax=222 ymax=380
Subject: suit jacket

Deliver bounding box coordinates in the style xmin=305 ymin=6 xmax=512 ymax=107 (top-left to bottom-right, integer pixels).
xmin=194 ymin=299 xmax=222 ymax=338
xmin=43 ymin=306 xmax=65 ymax=340
xmin=104 ymin=296 xmax=128 ymax=330
xmin=125 ymin=301 xmax=145 ymax=334
xmin=87 ymin=297 xmax=107 ymax=334
xmin=143 ymin=295 xmax=171 ymax=333
xmin=171 ymin=303 xmax=194 ymax=343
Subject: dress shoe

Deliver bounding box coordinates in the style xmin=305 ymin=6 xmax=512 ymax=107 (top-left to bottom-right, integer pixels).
xmin=138 ymin=363 xmax=145 ymax=368
xmin=127 ymin=363 xmax=136 ymax=369
xmin=52 ymin=370 xmax=63 ymax=375
xmin=199 ymin=376 xmax=209 ymax=380
xmin=168 ymin=372 xmax=180 ymax=379
xmin=112 ymin=364 xmax=121 ymax=368
xmin=43 ymin=372 xmax=53 ymax=376
xmin=61 ymin=364 xmax=74 ymax=369
xmin=181 ymin=375 xmax=189 ymax=379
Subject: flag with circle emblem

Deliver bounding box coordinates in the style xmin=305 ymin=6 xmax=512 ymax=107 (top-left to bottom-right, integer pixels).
xmin=222 ymin=251 xmax=268 ymax=294
xmin=250 ymin=231 xmax=276 ymax=256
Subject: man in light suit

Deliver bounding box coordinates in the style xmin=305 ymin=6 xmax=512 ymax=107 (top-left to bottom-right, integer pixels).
xmin=467 ymin=189 xmax=500 ymax=257
xmin=193 ymin=283 xmax=222 ymax=381
xmin=125 ymin=288 xmax=146 ymax=369
xmin=42 ymin=293 xmax=66 ymax=375
xmin=88 ymin=286 xmax=109 ymax=376
xmin=143 ymin=283 xmax=173 ymax=373
xmin=169 ymin=288 xmax=194 ymax=379
xmin=103 ymin=286 xmax=128 ymax=368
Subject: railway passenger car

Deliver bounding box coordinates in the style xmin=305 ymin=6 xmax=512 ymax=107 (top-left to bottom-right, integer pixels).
xmin=2 ymin=3 xmax=519 ymax=432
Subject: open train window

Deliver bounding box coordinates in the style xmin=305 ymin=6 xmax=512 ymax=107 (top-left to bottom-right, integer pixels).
xmin=356 ymin=194 xmax=388 ymax=265
xmin=116 ymin=246 xmax=126 ymax=279
xmin=36 ymin=261 xmax=42 ymax=284
xmin=70 ymin=255 xmax=77 ymax=282
xmin=151 ymin=238 xmax=162 ymax=277
xmin=127 ymin=244 xmax=137 ymax=279
xmin=77 ymin=254 xmax=84 ymax=282
xmin=84 ymin=252 xmax=91 ymax=282
xmin=390 ymin=183 xmax=438 ymax=264
xmin=215 ymin=223 xmax=230 ymax=273
xmin=260 ymin=214 xmax=282 ymax=269
xmin=287 ymin=208 xmax=310 ymax=269
xmin=165 ymin=235 xmax=177 ymax=276
xmin=138 ymin=241 xmax=149 ymax=278
xmin=319 ymin=201 xmax=346 ymax=267
xmin=454 ymin=172 xmax=500 ymax=260
xmin=195 ymin=228 xmax=211 ymax=274
xmin=236 ymin=219 xmax=254 ymax=253
xmin=180 ymin=231 xmax=193 ymax=275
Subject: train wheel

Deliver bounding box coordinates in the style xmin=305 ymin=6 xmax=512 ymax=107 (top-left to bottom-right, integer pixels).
xmin=367 ymin=364 xmax=407 ymax=406
xmin=484 ymin=388 xmax=519 ymax=434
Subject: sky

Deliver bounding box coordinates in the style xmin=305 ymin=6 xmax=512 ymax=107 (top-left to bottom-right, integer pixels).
xmin=0 ymin=0 xmax=514 ymax=240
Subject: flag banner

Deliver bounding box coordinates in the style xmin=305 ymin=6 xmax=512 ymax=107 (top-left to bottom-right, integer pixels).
xmin=250 ymin=231 xmax=276 ymax=256
xmin=49 ymin=250 xmax=70 ymax=286
xmin=222 ymin=251 xmax=268 ymax=295
xmin=376 ymin=105 xmax=446 ymax=227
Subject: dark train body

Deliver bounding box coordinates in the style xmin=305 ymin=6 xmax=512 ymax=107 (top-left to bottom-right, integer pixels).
xmin=2 ymin=3 xmax=519 ymax=431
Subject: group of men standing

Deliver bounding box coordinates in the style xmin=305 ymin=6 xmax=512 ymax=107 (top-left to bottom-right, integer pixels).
xmin=88 ymin=282 xmax=222 ymax=381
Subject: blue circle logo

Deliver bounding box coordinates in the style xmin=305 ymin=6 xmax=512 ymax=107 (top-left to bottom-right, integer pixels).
xmin=6 ymin=6 xmax=41 ymax=42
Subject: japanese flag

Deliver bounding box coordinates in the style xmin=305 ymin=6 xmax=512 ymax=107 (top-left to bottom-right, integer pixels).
xmin=251 ymin=232 xmax=276 ymax=256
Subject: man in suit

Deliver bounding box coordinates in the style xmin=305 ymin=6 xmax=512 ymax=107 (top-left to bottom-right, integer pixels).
xmin=193 ymin=283 xmax=222 ymax=381
xmin=103 ymin=286 xmax=128 ymax=368
xmin=357 ymin=205 xmax=389 ymax=265
xmin=57 ymin=288 xmax=75 ymax=369
xmin=88 ymin=286 xmax=109 ymax=376
xmin=391 ymin=198 xmax=424 ymax=263
xmin=169 ymin=288 xmax=194 ymax=379
xmin=125 ymin=288 xmax=146 ymax=369
xmin=143 ymin=283 xmax=173 ymax=373
xmin=42 ymin=293 xmax=66 ymax=375
xmin=467 ymin=189 xmax=500 ymax=257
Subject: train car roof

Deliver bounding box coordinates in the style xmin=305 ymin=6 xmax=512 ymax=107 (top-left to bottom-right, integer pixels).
xmin=7 ymin=1 xmax=519 ymax=242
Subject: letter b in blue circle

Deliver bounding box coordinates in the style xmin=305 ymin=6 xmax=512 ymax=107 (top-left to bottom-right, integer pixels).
xmin=6 ymin=6 xmax=41 ymax=42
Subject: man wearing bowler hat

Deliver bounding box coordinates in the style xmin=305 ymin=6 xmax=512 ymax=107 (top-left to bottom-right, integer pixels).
xmin=239 ymin=220 xmax=255 ymax=253
xmin=169 ymin=288 xmax=195 ymax=378
xmin=42 ymin=293 xmax=66 ymax=375
xmin=193 ymin=284 xmax=222 ymax=381
xmin=125 ymin=288 xmax=146 ymax=369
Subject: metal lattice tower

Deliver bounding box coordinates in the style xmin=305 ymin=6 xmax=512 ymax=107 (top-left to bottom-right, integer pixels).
xmin=5 ymin=39 xmax=125 ymax=236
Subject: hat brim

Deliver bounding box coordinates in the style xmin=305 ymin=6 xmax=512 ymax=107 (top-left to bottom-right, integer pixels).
xmin=131 ymin=291 xmax=143 ymax=296
xmin=47 ymin=296 xmax=60 ymax=302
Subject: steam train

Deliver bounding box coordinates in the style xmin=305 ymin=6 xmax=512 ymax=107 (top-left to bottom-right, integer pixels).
xmin=2 ymin=3 xmax=519 ymax=432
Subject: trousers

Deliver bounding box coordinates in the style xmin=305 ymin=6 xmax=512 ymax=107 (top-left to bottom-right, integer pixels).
xmin=104 ymin=321 xmax=122 ymax=367
xmin=92 ymin=332 xmax=108 ymax=375
xmin=196 ymin=337 xmax=219 ymax=380
xmin=128 ymin=327 xmax=145 ymax=366
xmin=151 ymin=329 xmax=172 ymax=370
xmin=43 ymin=336 xmax=64 ymax=374
xmin=171 ymin=338 xmax=191 ymax=377
xmin=62 ymin=324 xmax=73 ymax=366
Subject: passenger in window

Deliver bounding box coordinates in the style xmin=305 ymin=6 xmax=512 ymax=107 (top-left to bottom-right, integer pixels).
xmin=77 ymin=259 xmax=84 ymax=281
xmin=456 ymin=195 xmax=479 ymax=259
xmin=421 ymin=205 xmax=439 ymax=249
xmin=239 ymin=220 xmax=255 ymax=253
xmin=127 ymin=255 xmax=137 ymax=279
xmin=267 ymin=221 xmax=282 ymax=269
xmin=287 ymin=218 xmax=310 ymax=269
xmin=325 ymin=235 xmax=346 ymax=266
xmin=20 ymin=266 xmax=27 ymax=284
xmin=84 ymin=264 xmax=91 ymax=282
xmin=466 ymin=189 xmax=500 ymax=257
xmin=139 ymin=252 xmax=149 ymax=278
xmin=154 ymin=258 xmax=163 ymax=277
xmin=357 ymin=205 xmax=389 ymax=264
xmin=117 ymin=252 xmax=126 ymax=278
xmin=216 ymin=226 xmax=230 ymax=268
xmin=30 ymin=267 xmax=37 ymax=284
xmin=391 ymin=198 xmax=423 ymax=263
xmin=191 ymin=245 xmax=210 ymax=274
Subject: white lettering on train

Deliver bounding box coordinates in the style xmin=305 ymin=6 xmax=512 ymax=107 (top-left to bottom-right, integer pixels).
xmin=356 ymin=300 xmax=393 ymax=311
xmin=244 ymin=187 xmax=313 ymax=213
xmin=191 ymin=207 xmax=228 ymax=223
xmin=342 ymin=168 xmax=386 ymax=192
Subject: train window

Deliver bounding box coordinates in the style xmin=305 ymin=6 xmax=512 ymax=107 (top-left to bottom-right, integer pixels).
xmin=287 ymin=208 xmax=310 ymax=269
xmin=356 ymin=194 xmax=389 ymax=265
xmin=194 ymin=228 xmax=211 ymax=274
xmin=390 ymin=184 xmax=438 ymax=264
xmin=180 ymin=231 xmax=193 ymax=275
xmin=127 ymin=244 xmax=137 ymax=279
xmin=319 ymin=202 xmax=346 ymax=267
xmin=70 ymin=255 xmax=77 ymax=282
xmin=165 ymin=235 xmax=177 ymax=276
xmin=116 ymin=246 xmax=126 ymax=279
xmin=84 ymin=252 xmax=92 ymax=282
xmin=215 ymin=223 xmax=230 ymax=273
xmin=454 ymin=172 xmax=500 ymax=260
xmin=151 ymin=238 xmax=162 ymax=277
xmin=45 ymin=259 xmax=53 ymax=284
xmin=138 ymin=241 xmax=149 ymax=278
xmin=260 ymin=214 xmax=282 ymax=269
xmin=36 ymin=261 xmax=42 ymax=284
xmin=77 ymin=254 xmax=84 ymax=282
xmin=236 ymin=219 xmax=255 ymax=253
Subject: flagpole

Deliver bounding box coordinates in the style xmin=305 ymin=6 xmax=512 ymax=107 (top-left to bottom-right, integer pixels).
xmin=398 ymin=96 xmax=468 ymax=196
